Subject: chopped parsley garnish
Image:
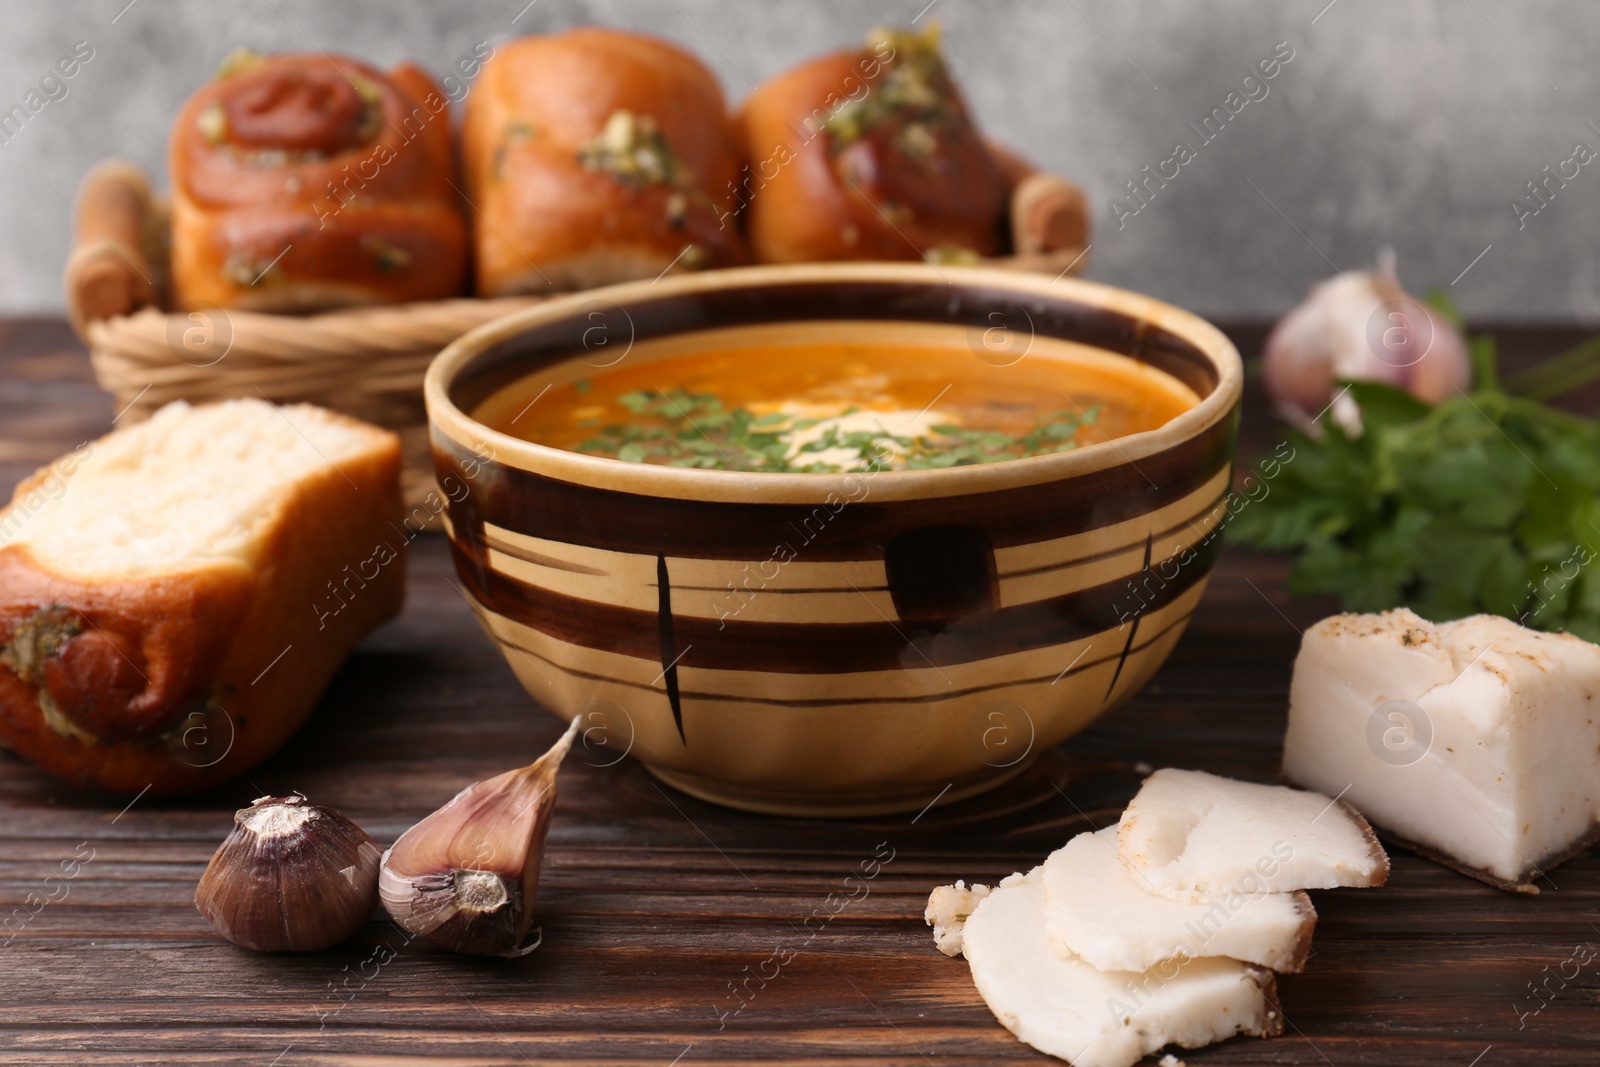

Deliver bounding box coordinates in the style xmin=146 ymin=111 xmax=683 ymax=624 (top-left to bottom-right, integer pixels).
xmin=573 ymin=387 xmax=1098 ymax=474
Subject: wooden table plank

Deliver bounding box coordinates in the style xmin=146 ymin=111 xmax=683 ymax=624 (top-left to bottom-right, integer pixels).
xmin=0 ymin=318 xmax=1596 ymax=1065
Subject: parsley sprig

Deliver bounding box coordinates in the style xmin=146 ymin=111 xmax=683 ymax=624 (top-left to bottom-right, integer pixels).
xmin=574 ymin=387 xmax=1098 ymax=474
xmin=1230 ymin=302 xmax=1600 ymax=641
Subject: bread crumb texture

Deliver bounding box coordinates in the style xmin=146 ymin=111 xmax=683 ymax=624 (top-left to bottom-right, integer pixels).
xmin=5 ymin=399 xmax=385 ymax=579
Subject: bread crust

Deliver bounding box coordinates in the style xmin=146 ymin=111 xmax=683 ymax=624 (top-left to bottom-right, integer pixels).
xmin=462 ymin=28 xmax=747 ymax=295
xmin=735 ymin=37 xmax=1008 ymax=264
xmin=0 ymin=413 xmax=405 ymax=795
xmin=170 ymin=52 xmax=467 ymax=311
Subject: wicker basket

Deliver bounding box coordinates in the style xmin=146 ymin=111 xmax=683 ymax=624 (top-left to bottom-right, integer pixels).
xmin=64 ymin=158 xmax=1090 ymax=509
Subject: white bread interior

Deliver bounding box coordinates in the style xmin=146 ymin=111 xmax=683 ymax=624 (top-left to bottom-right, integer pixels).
xmin=8 ymin=399 xmax=389 ymax=577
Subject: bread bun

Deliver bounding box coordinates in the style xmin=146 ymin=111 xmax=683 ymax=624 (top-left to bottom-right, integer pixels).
xmin=462 ymin=28 xmax=747 ymax=295
xmin=735 ymin=26 xmax=1009 ymax=264
xmin=169 ymin=50 xmax=468 ymax=312
xmin=0 ymin=400 xmax=405 ymax=795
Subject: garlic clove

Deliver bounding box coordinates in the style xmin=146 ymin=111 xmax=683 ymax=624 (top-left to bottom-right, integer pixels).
xmin=379 ymin=717 xmax=581 ymax=956
xmin=1263 ymin=251 xmax=1471 ymax=435
xmin=195 ymin=795 xmax=381 ymax=953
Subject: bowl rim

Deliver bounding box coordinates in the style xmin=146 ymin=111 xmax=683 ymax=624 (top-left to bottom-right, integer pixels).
xmin=424 ymin=262 xmax=1242 ymax=505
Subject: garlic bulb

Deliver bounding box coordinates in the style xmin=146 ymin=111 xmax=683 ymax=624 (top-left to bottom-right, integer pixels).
xmin=379 ymin=718 xmax=581 ymax=956
xmin=195 ymin=795 xmax=381 ymax=952
xmin=1263 ymin=251 xmax=1470 ymax=434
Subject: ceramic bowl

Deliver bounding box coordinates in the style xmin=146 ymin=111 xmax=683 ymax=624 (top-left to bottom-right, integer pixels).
xmin=424 ymin=263 xmax=1241 ymax=816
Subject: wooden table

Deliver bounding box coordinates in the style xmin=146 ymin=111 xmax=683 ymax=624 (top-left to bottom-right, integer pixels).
xmin=1 ymin=319 xmax=1597 ymax=1066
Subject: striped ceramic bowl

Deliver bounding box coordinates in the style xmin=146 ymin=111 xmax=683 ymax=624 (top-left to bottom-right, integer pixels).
xmin=425 ymin=264 xmax=1241 ymax=816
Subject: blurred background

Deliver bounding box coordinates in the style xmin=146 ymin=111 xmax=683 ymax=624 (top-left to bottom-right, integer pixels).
xmin=1 ymin=0 xmax=1597 ymax=322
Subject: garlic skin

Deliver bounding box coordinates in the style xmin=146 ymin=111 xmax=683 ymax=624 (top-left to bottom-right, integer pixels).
xmin=380 ymin=718 xmax=580 ymax=956
xmin=195 ymin=795 xmax=381 ymax=952
xmin=1263 ymin=252 xmax=1470 ymax=435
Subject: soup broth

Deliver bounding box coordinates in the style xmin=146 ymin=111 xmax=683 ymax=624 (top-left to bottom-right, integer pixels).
xmin=474 ymin=322 xmax=1200 ymax=473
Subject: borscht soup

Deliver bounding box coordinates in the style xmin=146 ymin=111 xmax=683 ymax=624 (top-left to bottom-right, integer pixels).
xmin=473 ymin=321 xmax=1199 ymax=474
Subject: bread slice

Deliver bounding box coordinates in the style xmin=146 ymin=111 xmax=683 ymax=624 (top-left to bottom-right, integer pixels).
xmin=1118 ymin=769 xmax=1388 ymax=901
xmin=0 ymin=399 xmax=404 ymax=794
xmin=1043 ymin=827 xmax=1316 ymax=973
xmin=962 ymin=868 xmax=1281 ymax=1067
xmin=1284 ymin=608 xmax=1600 ymax=891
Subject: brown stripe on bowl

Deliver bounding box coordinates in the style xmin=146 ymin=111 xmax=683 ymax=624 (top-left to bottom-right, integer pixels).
xmin=425 ymin=263 xmax=1242 ymax=817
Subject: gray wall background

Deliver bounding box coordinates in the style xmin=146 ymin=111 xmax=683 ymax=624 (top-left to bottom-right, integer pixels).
xmin=2 ymin=0 xmax=1597 ymax=322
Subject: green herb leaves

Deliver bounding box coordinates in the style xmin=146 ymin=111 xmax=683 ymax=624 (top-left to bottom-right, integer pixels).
xmin=574 ymin=387 xmax=1097 ymax=474
xmin=1230 ymin=377 xmax=1600 ymax=641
